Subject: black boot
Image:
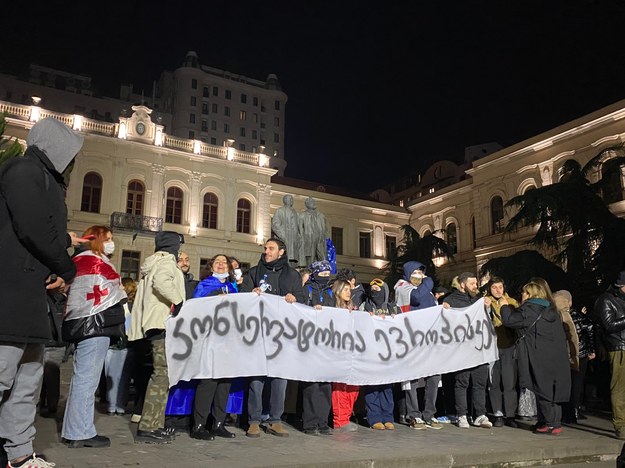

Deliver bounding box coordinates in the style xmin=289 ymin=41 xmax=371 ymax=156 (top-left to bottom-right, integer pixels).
xmin=212 ymin=421 xmax=236 ymax=438
xmin=135 ymin=428 xmax=173 ymax=444
xmin=191 ymin=423 xmax=215 ymax=441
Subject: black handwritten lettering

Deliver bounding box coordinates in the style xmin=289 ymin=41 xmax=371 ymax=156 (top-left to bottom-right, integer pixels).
xmin=374 ymin=329 xmax=391 ymax=361
xmin=170 ymin=318 xmax=193 ymax=360
xmin=439 ymin=312 xmax=453 ymax=344
xmin=190 ymin=315 xmax=213 ymax=340
xmin=214 ymin=302 xmax=231 ymax=336
xmin=389 ymin=327 xmax=409 ymax=359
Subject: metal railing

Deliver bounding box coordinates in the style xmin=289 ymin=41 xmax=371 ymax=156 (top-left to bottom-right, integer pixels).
xmin=110 ymin=212 xmax=162 ymax=234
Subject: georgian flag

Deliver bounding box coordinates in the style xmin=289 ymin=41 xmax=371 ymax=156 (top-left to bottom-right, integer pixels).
xmin=65 ymin=251 xmax=127 ymax=321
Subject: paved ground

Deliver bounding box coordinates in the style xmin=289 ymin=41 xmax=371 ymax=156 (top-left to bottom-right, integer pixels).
xmin=9 ymin=360 xmax=625 ymax=467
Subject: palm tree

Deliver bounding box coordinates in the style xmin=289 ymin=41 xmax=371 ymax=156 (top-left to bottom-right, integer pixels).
xmin=0 ymin=112 xmax=23 ymax=165
xmin=504 ymin=146 xmax=625 ymax=305
xmin=383 ymin=224 xmax=454 ymax=288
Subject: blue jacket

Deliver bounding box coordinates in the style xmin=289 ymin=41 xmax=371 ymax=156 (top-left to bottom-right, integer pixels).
xmin=403 ymin=261 xmax=436 ymax=310
xmin=193 ymin=275 xmax=238 ymax=298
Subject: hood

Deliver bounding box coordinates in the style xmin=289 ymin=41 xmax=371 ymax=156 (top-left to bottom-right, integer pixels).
xmin=155 ymin=231 xmax=184 ymax=257
xmin=26 ymin=117 xmax=84 ymax=173
xmin=370 ymin=282 xmax=390 ymax=308
xmin=403 ymin=261 xmax=426 ymax=281
xmin=140 ymin=251 xmax=175 ymax=277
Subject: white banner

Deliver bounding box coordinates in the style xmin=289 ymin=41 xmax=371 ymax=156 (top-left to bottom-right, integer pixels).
xmin=165 ymin=293 xmax=498 ymax=387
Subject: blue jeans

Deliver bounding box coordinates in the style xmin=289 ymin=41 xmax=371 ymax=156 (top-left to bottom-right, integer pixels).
xmin=248 ymin=377 xmax=286 ymax=424
xmin=0 ymin=342 xmax=44 ymax=461
xmin=105 ymin=347 xmax=130 ymax=413
xmin=62 ymin=336 xmax=109 ymax=440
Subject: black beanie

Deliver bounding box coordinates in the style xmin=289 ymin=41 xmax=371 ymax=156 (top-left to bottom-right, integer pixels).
xmin=155 ymin=231 xmax=184 ymax=257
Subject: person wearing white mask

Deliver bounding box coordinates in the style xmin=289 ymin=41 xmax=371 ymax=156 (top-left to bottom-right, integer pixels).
xmin=61 ymin=226 xmax=127 ymax=448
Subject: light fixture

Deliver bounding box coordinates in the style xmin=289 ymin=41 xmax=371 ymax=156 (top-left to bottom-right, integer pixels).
xmin=72 ymin=114 xmax=83 ymax=131
xmin=193 ymin=140 xmax=201 ymax=155
xmin=188 ymin=224 xmax=198 ymax=238
xmin=225 ymin=138 xmax=235 ymax=161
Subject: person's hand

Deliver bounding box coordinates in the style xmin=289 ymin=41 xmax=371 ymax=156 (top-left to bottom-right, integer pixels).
xmin=285 ymin=293 xmax=296 ymax=304
xmin=45 ymin=275 xmax=65 ymax=292
xmin=314 ymin=304 xmax=322 ymax=310
xmin=69 ymin=232 xmax=94 ymax=246
xmin=483 ymin=297 xmax=492 ymax=307
xmin=588 ymin=352 xmax=596 ymax=360
xmin=252 ymin=287 xmax=262 ymax=295
xmin=442 ymin=302 xmax=451 ymax=309
xmin=369 ymin=311 xmax=374 ymax=316
xmin=581 ymin=306 xmax=588 ymax=315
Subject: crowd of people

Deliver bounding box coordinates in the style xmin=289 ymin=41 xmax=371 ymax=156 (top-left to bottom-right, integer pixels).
xmin=1 ymin=119 xmax=624 ymax=468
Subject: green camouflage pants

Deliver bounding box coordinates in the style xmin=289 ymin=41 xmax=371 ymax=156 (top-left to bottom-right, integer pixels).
xmin=609 ymin=350 xmax=625 ymax=431
xmin=138 ymin=338 xmax=168 ymax=431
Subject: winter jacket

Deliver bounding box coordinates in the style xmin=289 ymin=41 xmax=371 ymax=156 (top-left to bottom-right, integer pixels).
xmin=240 ymin=253 xmax=307 ymax=304
xmin=394 ymin=261 xmax=437 ymax=311
xmin=443 ymin=289 xmax=480 ymax=308
xmin=193 ymin=275 xmax=237 ymax=298
xmin=501 ymin=299 xmax=571 ymax=402
xmin=363 ymin=282 xmax=401 ymax=316
xmin=570 ymin=308 xmax=595 ymax=358
xmin=592 ymin=285 xmax=625 ymax=351
xmin=0 ymin=118 xmax=82 ymax=343
xmin=183 ymin=272 xmax=200 ymax=300
xmin=128 ymin=252 xmax=186 ymax=341
xmin=305 ymin=278 xmax=334 ymax=307
xmin=487 ymin=293 xmax=519 ymax=349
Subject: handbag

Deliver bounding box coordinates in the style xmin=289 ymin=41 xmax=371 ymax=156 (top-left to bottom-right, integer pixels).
xmin=512 ymin=313 xmax=542 ymax=360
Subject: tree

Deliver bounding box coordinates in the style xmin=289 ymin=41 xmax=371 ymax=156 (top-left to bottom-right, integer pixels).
xmin=504 ymin=147 xmax=625 ymax=306
xmin=0 ymin=112 xmax=23 ymax=165
xmin=383 ymin=224 xmax=454 ymax=288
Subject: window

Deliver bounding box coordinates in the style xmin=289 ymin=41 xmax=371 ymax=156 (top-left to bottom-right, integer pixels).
xmin=252 ymin=130 xmax=257 ymax=139
xmin=239 ymin=143 xmax=246 ymax=151
xmin=236 ymin=199 xmax=251 ymax=233
xmin=224 ymin=123 xmax=230 ymax=133
xmin=201 ymin=120 xmax=208 ymax=132
xmin=199 ymin=257 xmax=211 ymax=273
xmin=203 ymin=86 xmax=209 ymax=97
xmin=240 ymin=127 xmax=246 ymax=137
xmin=274 ymin=117 xmax=279 ymax=127
xmin=225 ymin=90 xmax=231 ymax=99
xmin=202 ymin=192 xmax=218 ymax=229
xmin=446 ymin=223 xmax=457 ymax=254
xmin=126 ymin=180 xmax=144 ymax=215
xmin=385 ymin=235 xmax=397 ymax=258
xmin=240 ymin=110 xmax=246 ymax=120
xmin=191 ymin=78 xmax=197 ymax=89
xmin=120 ymin=250 xmax=141 ymax=280
xmin=189 ymin=113 xmax=195 ymax=124
xmin=274 ymin=133 xmax=279 ymax=143
xmin=224 ymin=106 xmax=230 ymax=117
xmin=331 ymin=227 xmax=343 ymax=255
xmin=210 ymin=137 xmax=216 ymax=145
xmin=359 ymin=232 xmax=371 ymax=258
xmin=491 ymin=196 xmax=504 ymax=234
xmin=274 ymin=100 xmax=280 ymax=110
xmin=241 ymin=94 xmax=247 ymax=104
xmin=211 ymin=120 xmax=217 ymax=130
xmin=190 ymin=96 xmax=196 ymax=106
xmin=212 ymin=103 xmax=218 ymax=113
xmin=253 ymin=113 xmax=258 ymax=123
xmin=601 ymin=159 xmax=624 ymax=204
xmin=253 ymin=97 xmax=258 ymax=106
xmin=81 ymin=172 xmax=102 ymax=213
xmin=166 ymin=187 xmax=184 ymax=224
xmin=212 ymin=86 xmax=218 ymax=96
xmin=201 ymin=103 xmax=208 ymax=115
xmin=188 ymin=130 xmax=195 ymax=139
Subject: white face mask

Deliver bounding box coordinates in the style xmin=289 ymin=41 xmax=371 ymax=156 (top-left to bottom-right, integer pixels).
xmin=103 ymin=241 xmax=115 ymax=255
xmin=213 ymin=272 xmax=229 ymax=279
xmin=234 ymin=268 xmax=242 ymax=280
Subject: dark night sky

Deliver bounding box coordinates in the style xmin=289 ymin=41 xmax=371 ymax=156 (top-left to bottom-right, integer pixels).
xmin=3 ymin=1 xmax=625 ymax=193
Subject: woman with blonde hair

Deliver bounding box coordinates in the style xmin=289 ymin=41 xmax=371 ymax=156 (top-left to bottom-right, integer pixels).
xmin=500 ymin=279 xmax=571 ymax=435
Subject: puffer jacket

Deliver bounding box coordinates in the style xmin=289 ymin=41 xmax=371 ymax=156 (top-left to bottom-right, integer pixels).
xmin=593 ymin=286 xmax=625 ymax=351
xmin=128 ymin=252 xmax=186 ymax=341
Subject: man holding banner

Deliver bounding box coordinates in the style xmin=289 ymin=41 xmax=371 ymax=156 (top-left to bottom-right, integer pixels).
xmin=239 ymin=238 xmax=306 ymax=438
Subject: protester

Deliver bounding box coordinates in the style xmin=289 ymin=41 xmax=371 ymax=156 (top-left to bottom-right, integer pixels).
xmin=62 ymin=226 xmax=127 ymax=448
xmin=240 ymin=238 xmax=306 ymax=438
xmin=0 ymin=117 xmax=82 ymax=468
xmin=335 ymin=268 xmax=366 ymax=309
xmin=128 ymin=231 xmax=186 ymax=444
xmin=189 ymin=254 xmax=238 ymax=440
xmin=501 ymin=279 xmax=571 ymax=435
xmin=178 ymin=251 xmax=199 ymax=300
xmin=230 ymin=257 xmax=245 ymax=286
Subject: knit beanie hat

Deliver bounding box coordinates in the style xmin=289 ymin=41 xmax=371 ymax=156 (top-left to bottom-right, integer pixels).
xmin=155 ymin=231 xmax=184 ymax=257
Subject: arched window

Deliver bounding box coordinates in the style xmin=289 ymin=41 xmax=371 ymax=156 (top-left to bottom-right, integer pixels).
xmin=602 ymin=159 xmax=624 ymax=204
xmin=422 ymin=229 xmax=432 ymax=238
xmin=491 ymin=196 xmax=504 ymax=234
xmin=523 ymin=185 xmax=536 ymax=194
xmin=165 ymin=187 xmax=184 ymax=224
xmin=126 ymin=180 xmax=144 ymax=215
xmin=202 ymin=192 xmax=218 ymax=229
xmin=446 ymin=223 xmax=457 ymax=255
xmin=236 ymin=198 xmax=251 ymax=233
xmin=81 ymin=172 xmax=102 ymax=213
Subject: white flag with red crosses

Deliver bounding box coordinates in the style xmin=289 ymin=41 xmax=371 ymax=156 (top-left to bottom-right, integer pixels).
xmin=65 ymin=251 xmax=127 ymax=320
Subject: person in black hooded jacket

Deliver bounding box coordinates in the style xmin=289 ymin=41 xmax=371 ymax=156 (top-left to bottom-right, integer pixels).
xmin=240 ymin=237 xmax=306 ymax=438
xmin=0 ymin=117 xmax=83 ymax=467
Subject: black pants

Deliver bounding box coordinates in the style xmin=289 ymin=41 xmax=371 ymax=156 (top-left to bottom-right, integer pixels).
xmin=301 ymin=381 xmax=332 ymax=431
xmin=193 ymin=378 xmax=232 ymax=428
xmin=489 ymin=347 xmax=518 ymax=418
xmin=441 ymin=372 xmax=456 ymax=416
xmin=455 ymin=363 xmax=489 ymax=417
xmin=537 ymin=397 xmax=562 ymax=428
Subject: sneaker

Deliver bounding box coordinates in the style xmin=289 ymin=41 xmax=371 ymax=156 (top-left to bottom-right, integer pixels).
xmin=534 ymin=425 xmax=562 ymax=435
xmin=436 ymin=415 xmax=451 ymax=424
xmin=504 ymin=418 xmax=519 ymax=428
xmin=8 ymin=453 xmax=56 ymax=467
xmin=130 ymin=414 xmax=141 ymax=423
xmin=493 ymin=416 xmax=504 ymax=427
xmin=134 ymin=429 xmax=172 ymax=444
xmin=267 ymin=422 xmax=289 ymax=437
xmin=410 ymin=417 xmax=427 ymax=430
xmin=426 ymin=418 xmax=443 ymax=430
xmin=448 ymin=415 xmax=459 ymax=424
xmin=246 ymin=422 xmax=261 ymax=438
xmin=319 ymin=425 xmax=334 ymax=435
xmin=303 ymin=427 xmax=320 ymax=435
xmin=384 ymin=422 xmax=395 ymax=430
xmin=66 ymin=435 xmax=111 ymax=448
xmin=473 ymin=415 xmax=493 ymax=428
xmin=457 ymin=415 xmax=470 ymax=429
xmin=335 ymin=421 xmax=359 ymax=432
xmin=371 ymin=422 xmax=385 ymax=430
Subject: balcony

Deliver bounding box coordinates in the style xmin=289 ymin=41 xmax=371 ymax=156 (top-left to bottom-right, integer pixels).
xmin=110 ymin=212 xmax=162 ymax=234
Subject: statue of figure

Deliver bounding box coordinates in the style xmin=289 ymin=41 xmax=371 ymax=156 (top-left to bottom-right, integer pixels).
xmin=271 ymin=194 xmax=300 ymax=263
xmin=298 ymin=196 xmax=328 ymax=266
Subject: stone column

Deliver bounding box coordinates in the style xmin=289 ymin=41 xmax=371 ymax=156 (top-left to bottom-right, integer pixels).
xmin=149 ymin=164 xmax=165 ymax=218
xmin=189 ymin=171 xmax=202 ymax=227
xmin=256 ymin=182 xmax=271 ymax=244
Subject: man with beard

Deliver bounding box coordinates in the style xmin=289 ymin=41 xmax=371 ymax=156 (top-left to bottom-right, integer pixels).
xmin=443 ymin=272 xmax=492 ymax=429
xmin=240 ymin=238 xmax=307 ymax=438
xmin=177 ymin=251 xmax=198 ymax=300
